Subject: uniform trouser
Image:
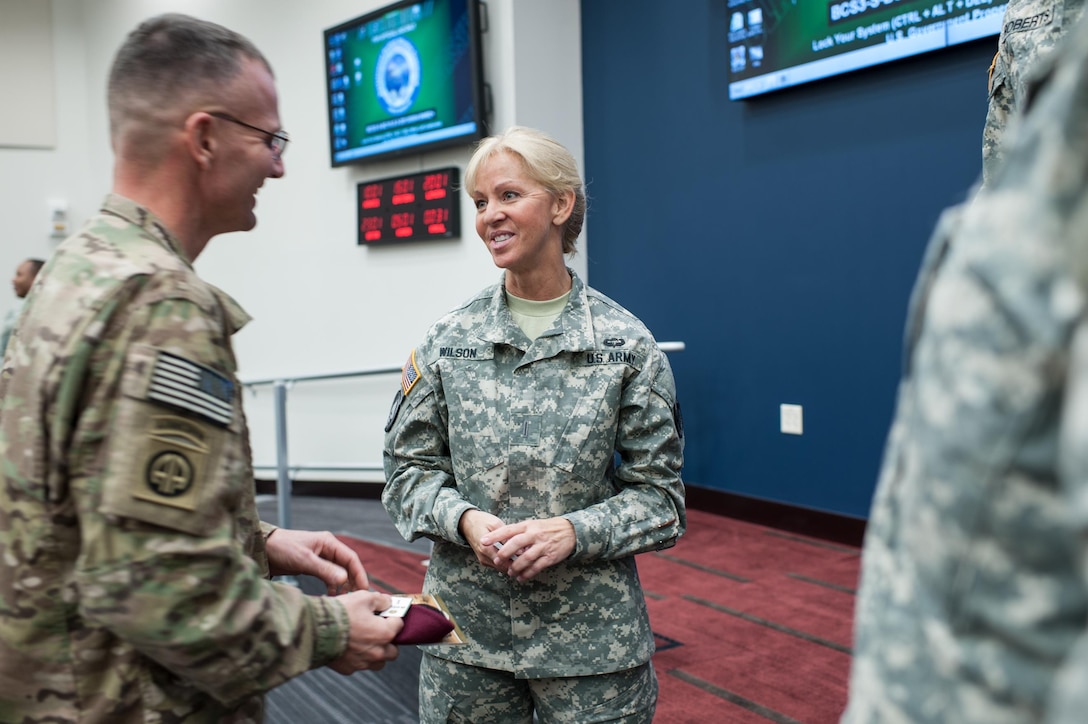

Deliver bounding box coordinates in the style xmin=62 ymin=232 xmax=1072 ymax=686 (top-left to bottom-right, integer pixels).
xmin=418 ymin=652 xmax=658 ymax=724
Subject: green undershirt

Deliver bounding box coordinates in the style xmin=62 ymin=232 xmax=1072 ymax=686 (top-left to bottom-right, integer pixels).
xmin=505 ymin=289 xmax=571 ymax=341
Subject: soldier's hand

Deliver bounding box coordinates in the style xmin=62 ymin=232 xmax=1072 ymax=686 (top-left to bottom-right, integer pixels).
xmin=328 ymin=591 xmax=402 ymax=674
xmin=266 ymin=528 xmax=369 ymax=594
xmin=481 ymin=517 xmax=576 ymax=582
xmin=459 ymin=509 xmax=507 ymax=569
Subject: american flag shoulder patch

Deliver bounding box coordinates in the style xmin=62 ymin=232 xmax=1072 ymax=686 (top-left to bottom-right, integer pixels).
xmin=147 ymin=351 xmax=234 ymax=427
xmin=401 ymin=349 xmax=421 ymax=396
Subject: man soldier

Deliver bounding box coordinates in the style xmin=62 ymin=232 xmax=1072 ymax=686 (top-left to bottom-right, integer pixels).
xmin=0 ymin=14 xmax=401 ymax=722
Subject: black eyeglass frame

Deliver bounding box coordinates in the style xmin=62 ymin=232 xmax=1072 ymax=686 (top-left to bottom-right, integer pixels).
xmin=208 ymin=111 xmax=290 ymax=158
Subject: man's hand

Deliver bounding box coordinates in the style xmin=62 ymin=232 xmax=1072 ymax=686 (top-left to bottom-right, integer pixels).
xmin=265 ymin=528 xmax=369 ymax=594
xmin=328 ymin=591 xmax=402 ymax=674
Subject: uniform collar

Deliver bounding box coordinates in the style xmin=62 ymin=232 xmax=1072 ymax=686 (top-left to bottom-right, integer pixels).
xmin=211 ymin=286 xmax=253 ymax=335
xmin=100 ymin=193 xmax=252 ymax=335
xmin=477 ymin=268 xmax=596 ymax=354
xmin=100 ymin=193 xmax=195 ymax=267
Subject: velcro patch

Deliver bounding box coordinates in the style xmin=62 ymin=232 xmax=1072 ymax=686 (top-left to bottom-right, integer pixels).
xmin=401 ymin=349 xmax=421 ymax=396
xmin=1004 ymin=9 xmax=1054 ymax=37
xmin=148 ymin=351 xmax=234 ymax=427
xmin=145 ymin=451 xmax=194 ymax=497
xmin=133 ymin=415 xmax=210 ymax=512
xmin=385 ymin=389 xmax=405 ymax=432
xmin=583 ymin=349 xmax=642 ymax=367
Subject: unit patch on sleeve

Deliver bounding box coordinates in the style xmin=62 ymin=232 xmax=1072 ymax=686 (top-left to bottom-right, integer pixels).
xmin=133 ymin=415 xmax=211 ymax=512
xmin=385 ymin=389 xmax=405 ymax=432
xmin=99 ymin=410 xmax=222 ymax=535
xmin=146 ymin=450 xmax=194 ymax=497
xmin=148 ymin=351 xmax=234 ymax=427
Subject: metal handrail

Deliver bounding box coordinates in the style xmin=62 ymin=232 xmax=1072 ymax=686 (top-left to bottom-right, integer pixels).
xmin=251 ymin=463 xmax=384 ymax=471
xmin=244 ymin=342 xmax=685 ymax=528
xmin=243 ymin=365 xmax=401 ymax=528
xmin=243 ymin=366 xmax=401 ymax=388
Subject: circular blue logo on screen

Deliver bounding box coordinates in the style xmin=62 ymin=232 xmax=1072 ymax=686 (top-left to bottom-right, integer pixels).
xmin=375 ymin=37 xmax=421 ymax=115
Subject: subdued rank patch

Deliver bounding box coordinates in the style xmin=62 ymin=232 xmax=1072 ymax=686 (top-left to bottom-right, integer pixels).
xmin=513 ymin=414 xmax=542 ymax=445
xmin=148 ymin=351 xmax=234 ymax=426
xmin=401 ymin=349 xmax=421 ymax=396
xmin=133 ymin=415 xmax=210 ymax=512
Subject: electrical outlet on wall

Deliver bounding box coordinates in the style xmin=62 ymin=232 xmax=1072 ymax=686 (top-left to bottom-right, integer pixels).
xmin=48 ymin=199 xmax=69 ymax=239
xmin=780 ymin=404 xmax=803 ymax=435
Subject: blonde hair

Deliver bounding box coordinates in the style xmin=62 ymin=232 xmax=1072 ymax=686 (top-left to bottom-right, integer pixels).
xmin=465 ymin=126 xmax=586 ymax=254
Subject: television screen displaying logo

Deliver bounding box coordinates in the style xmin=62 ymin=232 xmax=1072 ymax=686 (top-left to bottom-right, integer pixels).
xmin=324 ymin=0 xmax=486 ymax=165
xmin=727 ymin=0 xmax=1006 ymax=100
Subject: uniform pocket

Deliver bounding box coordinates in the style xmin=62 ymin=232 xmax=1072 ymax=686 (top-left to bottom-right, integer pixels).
xmin=98 ymin=344 xmax=237 ymax=536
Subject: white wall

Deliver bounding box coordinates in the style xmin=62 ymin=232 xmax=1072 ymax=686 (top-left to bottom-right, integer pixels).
xmin=3 ymin=0 xmax=585 ymax=482
xmin=0 ymin=0 xmax=94 ymax=299
xmin=0 ymin=0 xmax=57 ymax=148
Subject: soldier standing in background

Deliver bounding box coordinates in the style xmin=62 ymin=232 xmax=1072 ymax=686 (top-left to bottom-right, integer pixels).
xmin=982 ymin=0 xmax=1085 ymax=186
xmin=0 ymin=257 xmax=43 ymax=353
xmin=844 ymin=10 xmax=1088 ymax=723
xmin=0 ymin=14 xmax=400 ymax=722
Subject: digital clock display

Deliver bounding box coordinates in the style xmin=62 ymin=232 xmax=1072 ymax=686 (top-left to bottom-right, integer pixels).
xmin=357 ymin=166 xmax=461 ymax=245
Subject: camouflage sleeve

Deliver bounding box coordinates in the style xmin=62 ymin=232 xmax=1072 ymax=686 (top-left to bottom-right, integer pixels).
xmin=1052 ymin=319 xmax=1088 ymax=719
xmin=0 ymin=313 xmax=13 ymax=357
xmin=260 ymin=520 xmax=279 ymax=540
xmin=983 ymin=0 xmax=1087 ymax=187
xmin=382 ymin=354 xmax=475 ymax=545
xmin=564 ymin=347 xmax=686 ymax=561
xmin=70 ymin=277 xmax=348 ymax=704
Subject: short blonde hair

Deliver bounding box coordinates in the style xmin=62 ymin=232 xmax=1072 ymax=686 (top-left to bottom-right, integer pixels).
xmin=464 ymin=126 xmax=586 ymax=254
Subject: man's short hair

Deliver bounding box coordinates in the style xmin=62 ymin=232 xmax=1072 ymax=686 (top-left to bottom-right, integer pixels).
xmin=107 ymin=13 xmax=272 ymax=153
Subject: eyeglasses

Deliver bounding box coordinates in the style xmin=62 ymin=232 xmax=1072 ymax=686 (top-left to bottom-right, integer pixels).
xmin=208 ymin=111 xmax=290 ymax=159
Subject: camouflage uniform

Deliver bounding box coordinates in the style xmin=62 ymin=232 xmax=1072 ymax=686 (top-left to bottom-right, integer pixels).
xmin=417 ymin=654 xmax=658 ymax=723
xmin=383 ymin=271 xmax=685 ymax=719
xmin=982 ymin=0 xmax=1085 ymax=187
xmin=0 ymin=195 xmax=349 ymax=723
xmin=844 ymin=13 xmax=1088 ymax=722
xmin=0 ymin=300 xmax=23 ymax=354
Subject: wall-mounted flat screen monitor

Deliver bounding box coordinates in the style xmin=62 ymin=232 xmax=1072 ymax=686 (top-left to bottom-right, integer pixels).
xmin=324 ymin=0 xmax=486 ymax=166
xmin=727 ymin=0 xmax=1006 ymax=100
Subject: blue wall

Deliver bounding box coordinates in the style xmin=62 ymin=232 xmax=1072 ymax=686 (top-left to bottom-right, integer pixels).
xmin=580 ymin=1 xmax=995 ymax=518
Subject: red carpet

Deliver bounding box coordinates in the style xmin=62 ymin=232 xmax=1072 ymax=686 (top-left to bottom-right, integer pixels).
xmin=338 ymin=507 xmax=859 ymax=723
xmin=335 ymin=536 xmax=431 ymax=596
